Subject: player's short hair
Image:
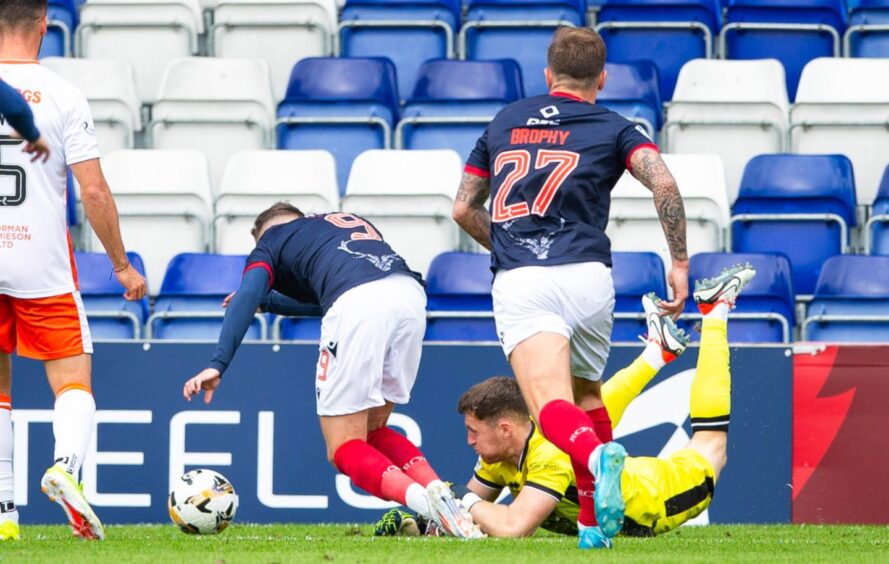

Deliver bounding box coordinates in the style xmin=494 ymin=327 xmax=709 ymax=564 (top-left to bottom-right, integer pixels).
xmin=0 ymin=0 xmax=47 ymax=32
xmin=252 ymin=202 xmax=304 ymax=239
xmin=457 ymin=376 xmax=529 ymax=422
xmin=547 ymin=27 xmax=607 ymax=89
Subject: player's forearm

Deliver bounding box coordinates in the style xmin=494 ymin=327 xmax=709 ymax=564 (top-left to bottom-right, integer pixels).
xmin=468 ymin=501 xmax=538 ymax=538
xmin=209 ymin=269 xmax=269 ymax=375
xmin=80 ymin=181 xmax=129 ymax=270
xmin=653 ymin=186 xmax=688 ymax=263
xmin=454 ymin=206 xmax=493 ymax=250
xmin=0 ymin=81 xmax=39 ymax=142
xmin=264 ymin=291 xmax=322 ymax=317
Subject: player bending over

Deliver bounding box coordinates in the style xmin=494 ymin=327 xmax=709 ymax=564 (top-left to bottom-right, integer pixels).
xmin=378 ymin=264 xmax=754 ymax=545
xmin=182 ymin=203 xmax=482 ymax=538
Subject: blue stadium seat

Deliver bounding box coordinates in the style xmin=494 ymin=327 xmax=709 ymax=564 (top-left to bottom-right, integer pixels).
xmin=846 ymin=0 xmax=889 ymax=57
xmin=867 ymin=166 xmax=889 ymax=255
xmin=597 ymin=61 xmax=663 ymax=140
xmin=612 ymin=252 xmax=667 ymax=342
xmin=425 ymin=251 xmax=496 ymax=341
xmin=804 ymin=255 xmax=889 ymax=341
xmin=276 ymin=58 xmax=400 ymax=196
xmin=460 ymin=0 xmax=587 ymax=97
xmin=66 ymin=169 xmax=77 ymax=227
xmin=721 ymin=0 xmax=846 ymax=100
xmin=596 ymin=0 xmax=721 ymax=102
xmin=75 ymin=252 xmax=148 ymax=339
xmin=38 ymin=0 xmax=77 ymax=58
xmin=149 ymin=254 xmax=267 ymax=341
xmin=397 ymin=59 xmax=524 ymax=162
xmin=685 ymin=253 xmax=795 ymax=342
xmin=731 ymin=154 xmax=857 ymax=295
xmin=339 ymin=0 xmax=461 ymax=100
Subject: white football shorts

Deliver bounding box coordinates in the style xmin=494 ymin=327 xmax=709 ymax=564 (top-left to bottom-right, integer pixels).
xmin=492 ymin=261 xmax=615 ymax=381
xmin=314 ymin=273 xmax=426 ymax=416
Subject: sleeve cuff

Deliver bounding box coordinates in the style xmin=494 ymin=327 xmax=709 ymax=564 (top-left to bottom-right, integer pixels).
xmin=244 ymin=261 xmax=274 ymax=288
xmin=207 ymin=360 xmax=227 ymax=376
xmin=473 ymin=473 xmax=502 ymax=490
xmin=464 ymin=164 xmax=490 ymax=178
xmin=524 ymin=481 xmax=563 ymax=502
xmin=625 ymin=143 xmax=660 ymax=172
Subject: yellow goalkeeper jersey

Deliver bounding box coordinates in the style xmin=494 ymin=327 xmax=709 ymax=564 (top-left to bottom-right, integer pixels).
xmin=473 ymin=422 xmax=580 ymax=535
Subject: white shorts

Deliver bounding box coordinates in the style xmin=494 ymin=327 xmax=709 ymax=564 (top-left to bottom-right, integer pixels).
xmin=314 ymin=274 xmax=426 ymax=416
xmin=492 ymin=261 xmax=615 ymax=381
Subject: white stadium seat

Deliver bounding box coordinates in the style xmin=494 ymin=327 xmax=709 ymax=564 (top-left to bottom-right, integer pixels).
xmin=98 ymin=150 xmax=213 ymax=289
xmin=607 ymin=153 xmax=730 ymax=273
xmin=342 ymin=149 xmax=463 ymax=275
xmin=214 ymin=150 xmax=340 ymax=254
xmin=665 ymin=59 xmax=789 ymax=203
xmin=149 ymin=58 xmax=276 ymax=194
xmin=77 ymin=0 xmax=203 ymax=104
xmin=791 ymin=57 xmax=889 ymax=206
xmin=211 ymin=0 xmax=338 ymax=99
xmin=41 ymin=57 xmax=141 ymax=155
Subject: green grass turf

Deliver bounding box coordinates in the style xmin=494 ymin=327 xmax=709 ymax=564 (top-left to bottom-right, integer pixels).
xmin=3 ymin=524 xmax=888 ymax=563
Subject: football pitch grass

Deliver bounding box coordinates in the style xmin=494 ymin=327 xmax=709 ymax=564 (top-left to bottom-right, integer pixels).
xmin=4 ymin=524 xmax=888 ymax=563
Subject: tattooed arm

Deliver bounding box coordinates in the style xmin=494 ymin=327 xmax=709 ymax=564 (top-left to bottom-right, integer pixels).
xmin=453 ymin=172 xmax=493 ymax=250
xmin=629 ymin=147 xmax=689 ymax=318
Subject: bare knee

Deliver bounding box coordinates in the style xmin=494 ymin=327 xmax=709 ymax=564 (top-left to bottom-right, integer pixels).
xmin=0 ymin=353 xmax=11 ymax=396
xmin=689 ymin=431 xmax=728 ymax=479
xmin=572 ymin=377 xmax=603 ymax=410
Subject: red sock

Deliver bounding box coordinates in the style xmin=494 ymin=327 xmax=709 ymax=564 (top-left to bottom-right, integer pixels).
xmin=332 ymin=439 xmax=418 ymax=505
xmin=587 ymin=406 xmax=613 ymax=443
xmin=367 ymin=426 xmax=441 ymax=486
xmin=538 ymin=400 xmax=603 ymax=528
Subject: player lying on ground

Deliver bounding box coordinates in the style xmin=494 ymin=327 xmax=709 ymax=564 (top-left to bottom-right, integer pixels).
xmin=377 ymin=264 xmax=755 ymax=545
xmin=182 ymin=202 xmax=482 ymax=538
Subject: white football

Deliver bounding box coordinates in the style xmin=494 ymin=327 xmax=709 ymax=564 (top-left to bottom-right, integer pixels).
xmin=168 ymin=469 xmax=238 ymax=534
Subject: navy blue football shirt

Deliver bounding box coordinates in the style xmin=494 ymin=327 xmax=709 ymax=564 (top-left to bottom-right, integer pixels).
xmin=245 ymin=213 xmax=422 ymax=313
xmin=465 ymin=92 xmax=657 ymax=271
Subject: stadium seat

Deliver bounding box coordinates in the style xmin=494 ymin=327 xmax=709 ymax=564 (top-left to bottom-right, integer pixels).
xmin=425 ymin=251 xmax=496 ymax=342
xmin=75 ymin=251 xmax=149 ymax=339
xmin=39 ymin=0 xmax=77 ymax=58
xmin=790 ymin=57 xmax=889 ymax=206
xmin=211 ymin=0 xmax=338 ymax=99
xmin=597 ymin=61 xmax=663 ymax=141
xmin=845 ymin=0 xmax=889 ymax=57
xmin=866 ymin=166 xmax=889 ymax=255
xmin=684 ymin=252 xmax=795 ymax=342
xmin=41 ymin=58 xmax=142 ymax=154
xmin=149 ymin=57 xmax=275 ymax=193
xmin=276 ymin=57 xmax=400 ymax=196
xmin=341 ymin=149 xmax=463 ymax=275
xmin=396 ymin=59 xmax=524 ymax=163
xmin=665 ymin=59 xmax=789 ymax=202
xmin=77 ymin=0 xmax=204 ymax=104
xmin=596 ymin=0 xmax=721 ymax=101
xmin=98 ymin=150 xmax=213 ymax=289
xmin=731 ymin=154 xmax=857 ymax=295
xmin=460 ymin=0 xmax=587 ymax=97
xmin=214 ymin=150 xmax=340 ymax=254
xmin=148 ymin=253 xmax=268 ymax=340
xmin=720 ymin=0 xmax=846 ymax=100
xmin=608 ymin=153 xmax=731 ymax=270
xmin=803 ymin=255 xmax=889 ymax=342
xmin=338 ymin=0 xmax=461 ymax=100
xmin=611 ymin=252 xmax=667 ymax=342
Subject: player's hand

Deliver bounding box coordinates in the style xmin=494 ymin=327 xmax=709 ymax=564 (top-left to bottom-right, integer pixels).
xmin=115 ymin=263 xmax=147 ymax=301
xmin=222 ymin=292 xmax=235 ymax=309
xmin=22 ymin=136 xmax=51 ymax=163
xmin=660 ymin=260 xmax=689 ymax=320
xmin=183 ymin=368 xmax=222 ymax=404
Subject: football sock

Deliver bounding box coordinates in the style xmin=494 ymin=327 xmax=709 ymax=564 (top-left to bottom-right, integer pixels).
xmin=0 ymin=395 xmax=14 ymax=521
xmin=690 ymin=318 xmax=731 ymax=433
xmin=367 ymin=426 xmax=440 ymax=486
xmin=586 ymin=407 xmax=613 ymax=443
xmin=703 ymin=301 xmax=730 ymax=322
xmin=538 ymin=400 xmax=602 ymax=528
xmin=52 ymin=386 xmax=95 ymax=478
xmin=333 ymin=439 xmax=430 ymax=519
xmin=601 ymin=351 xmax=660 ymax=429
